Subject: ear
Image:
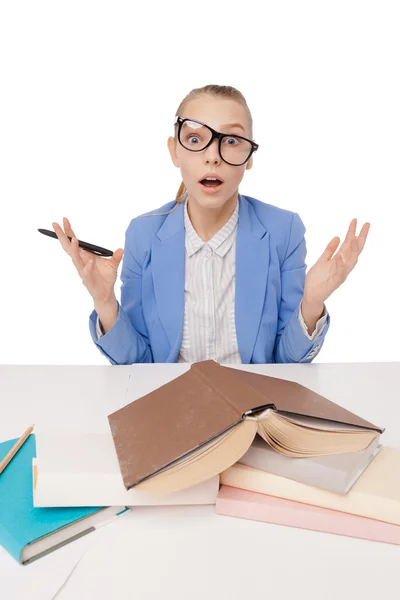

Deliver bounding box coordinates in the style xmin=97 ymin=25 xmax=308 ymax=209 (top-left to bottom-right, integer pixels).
xmin=245 ymin=156 xmax=253 ymax=171
xmin=167 ymin=136 xmax=180 ymax=168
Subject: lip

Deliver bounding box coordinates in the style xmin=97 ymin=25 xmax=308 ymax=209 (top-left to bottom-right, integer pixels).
xmin=199 ymin=173 xmax=224 ymax=183
xmin=198 ymin=180 xmax=224 ymax=195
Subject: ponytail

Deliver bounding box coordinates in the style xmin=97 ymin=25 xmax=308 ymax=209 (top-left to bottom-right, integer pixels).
xmin=176 ymin=181 xmax=187 ymax=203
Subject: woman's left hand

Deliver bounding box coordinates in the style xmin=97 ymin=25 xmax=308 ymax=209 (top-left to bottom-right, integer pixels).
xmin=303 ymin=218 xmax=370 ymax=306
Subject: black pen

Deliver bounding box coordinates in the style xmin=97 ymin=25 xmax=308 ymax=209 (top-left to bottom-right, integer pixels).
xmin=38 ymin=228 xmax=114 ymax=257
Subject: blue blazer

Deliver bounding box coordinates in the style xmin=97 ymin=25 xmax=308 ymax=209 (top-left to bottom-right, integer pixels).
xmin=89 ymin=194 xmax=330 ymax=364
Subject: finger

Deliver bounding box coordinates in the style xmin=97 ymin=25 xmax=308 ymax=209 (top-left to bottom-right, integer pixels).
xmin=64 ymin=219 xmax=102 ymax=265
xmin=79 ymin=248 xmax=96 ymax=263
xmin=347 ymin=218 xmax=357 ymax=244
xmin=334 ymin=251 xmax=346 ymax=273
xmin=69 ymin=235 xmax=86 ymax=276
xmin=345 ymin=218 xmax=357 ymax=242
xmin=52 ymin=221 xmax=73 ymax=255
xmin=343 ymin=237 xmax=359 ymax=272
xmin=318 ymin=236 xmax=340 ymax=262
xmin=81 ymin=257 xmax=101 ymax=294
xmin=356 ymin=222 xmax=370 ymax=253
xmin=111 ymin=248 xmax=124 ymax=267
xmin=337 ymin=218 xmax=357 ymax=255
xmin=332 ymin=252 xmax=350 ymax=283
xmin=63 ymin=217 xmax=77 ymax=240
xmin=345 ymin=222 xmax=370 ymax=264
xmin=81 ymin=256 xmax=94 ymax=284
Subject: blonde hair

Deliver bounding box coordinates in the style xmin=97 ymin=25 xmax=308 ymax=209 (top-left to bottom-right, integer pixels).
xmin=174 ymin=84 xmax=254 ymax=203
xmin=140 ymin=84 xmax=254 ymax=218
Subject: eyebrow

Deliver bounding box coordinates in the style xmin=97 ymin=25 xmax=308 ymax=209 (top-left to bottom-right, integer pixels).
xmin=219 ymin=122 xmax=246 ymax=132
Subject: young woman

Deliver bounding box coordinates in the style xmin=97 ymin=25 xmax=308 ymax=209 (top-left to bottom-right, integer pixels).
xmin=52 ymin=85 xmax=369 ymax=365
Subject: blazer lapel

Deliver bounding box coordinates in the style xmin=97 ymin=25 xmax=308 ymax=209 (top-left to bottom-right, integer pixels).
xmin=235 ymin=195 xmax=270 ymax=363
xmin=151 ymin=196 xmax=271 ymax=363
xmin=151 ymin=202 xmax=186 ymax=353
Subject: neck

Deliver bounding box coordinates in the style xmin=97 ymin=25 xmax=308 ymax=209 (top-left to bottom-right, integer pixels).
xmin=186 ymin=192 xmax=239 ymax=241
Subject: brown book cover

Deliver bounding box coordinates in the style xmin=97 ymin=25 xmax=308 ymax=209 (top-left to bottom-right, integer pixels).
xmin=108 ymin=360 xmax=383 ymax=493
xmin=221 ymin=364 xmax=383 ymax=431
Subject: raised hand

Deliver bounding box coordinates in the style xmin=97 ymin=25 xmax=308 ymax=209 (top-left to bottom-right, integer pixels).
xmin=52 ymin=217 xmax=124 ymax=305
xmin=303 ymin=218 xmax=370 ymax=306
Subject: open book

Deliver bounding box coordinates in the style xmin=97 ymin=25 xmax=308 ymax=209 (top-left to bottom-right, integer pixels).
xmin=108 ymin=360 xmax=383 ymax=495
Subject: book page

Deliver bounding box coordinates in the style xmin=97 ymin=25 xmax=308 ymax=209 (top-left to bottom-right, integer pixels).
xmin=256 ymin=412 xmax=377 ymax=457
xmin=279 ymin=413 xmax=368 ymax=432
xmin=135 ymin=419 xmax=258 ymax=494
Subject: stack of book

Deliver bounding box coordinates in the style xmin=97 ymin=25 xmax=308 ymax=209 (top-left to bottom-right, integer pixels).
xmin=101 ymin=359 xmax=400 ymax=545
xmin=2 ymin=359 xmax=398 ymax=564
xmin=218 ymin=442 xmax=400 ymax=545
xmin=104 ymin=359 xmax=385 ymax=495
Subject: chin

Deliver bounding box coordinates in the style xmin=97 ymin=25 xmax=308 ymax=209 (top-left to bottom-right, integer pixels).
xmin=191 ymin=188 xmax=236 ymax=210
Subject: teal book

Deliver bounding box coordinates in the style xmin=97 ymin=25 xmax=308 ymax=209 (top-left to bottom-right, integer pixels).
xmin=0 ymin=434 xmax=128 ymax=565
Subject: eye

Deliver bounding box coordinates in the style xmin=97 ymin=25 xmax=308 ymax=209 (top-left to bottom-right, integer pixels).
xmin=224 ymin=136 xmax=240 ymax=146
xmin=187 ymin=135 xmax=200 ymax=145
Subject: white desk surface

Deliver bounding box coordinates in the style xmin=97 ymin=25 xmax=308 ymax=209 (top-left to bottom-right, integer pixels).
xmin=1 ymin=362 xmax=399 ymax=600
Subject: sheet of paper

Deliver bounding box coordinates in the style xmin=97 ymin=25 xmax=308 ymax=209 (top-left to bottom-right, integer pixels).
xmin=55 ymin=505 xmax=400 ymax=600
xmin=0 ymin=536 xmax=89 ymax=600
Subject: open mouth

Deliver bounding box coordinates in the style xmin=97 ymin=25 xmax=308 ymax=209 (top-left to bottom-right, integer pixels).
xmin=199 ymin=178 xmax=223 ymax=188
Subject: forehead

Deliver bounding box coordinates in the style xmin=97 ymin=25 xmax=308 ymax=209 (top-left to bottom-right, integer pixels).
xmin=181 ymin=96 xmax=249 ymax=134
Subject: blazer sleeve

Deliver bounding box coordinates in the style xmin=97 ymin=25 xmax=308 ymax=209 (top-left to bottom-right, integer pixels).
xmin=88 ymin=221 xmax=153 ymax=365
xmin=273 ymin=212 xmax=330 ymax=363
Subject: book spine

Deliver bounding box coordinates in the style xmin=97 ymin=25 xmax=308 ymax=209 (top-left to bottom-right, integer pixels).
xmin=190 ymin=363 xmax=244 ymax=417
xmin=192 ymin=361 xmax=269 ymax=416
xmin=220 ymin=465 xmax=400 ymax=525
xmin=216 ymin=492 xmax=400 ymax=545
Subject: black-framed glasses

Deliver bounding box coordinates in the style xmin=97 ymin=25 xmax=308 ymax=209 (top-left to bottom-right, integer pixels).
xmin=174 ymin=116 xmax=259 ymax=166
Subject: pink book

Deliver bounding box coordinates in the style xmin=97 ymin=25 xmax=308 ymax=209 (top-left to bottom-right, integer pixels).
xmin=216 ymin=485 xmax=400 ymax=545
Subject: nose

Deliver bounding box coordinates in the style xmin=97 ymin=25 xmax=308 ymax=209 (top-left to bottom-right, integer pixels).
xmin=203 ymin=138 xmax=221 ymax=164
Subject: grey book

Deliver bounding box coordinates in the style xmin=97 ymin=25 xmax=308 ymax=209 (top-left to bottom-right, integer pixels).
xmin=238 ymin=434 xmax=382 ymax=495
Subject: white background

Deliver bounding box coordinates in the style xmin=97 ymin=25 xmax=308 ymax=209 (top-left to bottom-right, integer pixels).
xmin=1 ymin=0 xmax=399 ymax=365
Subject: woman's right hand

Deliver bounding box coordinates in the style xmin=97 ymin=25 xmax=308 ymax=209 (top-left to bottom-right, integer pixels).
xmin=52 ymin=217 xmax=124 ymax=305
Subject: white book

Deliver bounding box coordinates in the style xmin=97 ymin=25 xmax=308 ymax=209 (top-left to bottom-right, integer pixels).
xmin=33 ymin=431 xmax=219 ymax=507
xmin=239 ymin=434 xmax=382 ymax=494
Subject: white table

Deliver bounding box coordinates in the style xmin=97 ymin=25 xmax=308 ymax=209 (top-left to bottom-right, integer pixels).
xmin=1 ymin=362 xmax=399 ymax=600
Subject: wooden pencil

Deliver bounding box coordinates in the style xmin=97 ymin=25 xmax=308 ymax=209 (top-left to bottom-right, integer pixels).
xmin=0 ymin=425 xmax=34 ymax=475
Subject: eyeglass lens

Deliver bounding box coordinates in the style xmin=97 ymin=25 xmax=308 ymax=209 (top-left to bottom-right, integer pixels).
xmin=179 ymin=120 xmax=252 ymax=165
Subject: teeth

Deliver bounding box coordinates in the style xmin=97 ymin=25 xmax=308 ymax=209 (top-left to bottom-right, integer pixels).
xmin=206 ymin=178 xmax=217 ymax=181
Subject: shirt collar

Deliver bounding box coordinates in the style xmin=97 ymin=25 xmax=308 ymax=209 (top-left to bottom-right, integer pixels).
xmin=184 ymin=198 xmax=239 ymax=258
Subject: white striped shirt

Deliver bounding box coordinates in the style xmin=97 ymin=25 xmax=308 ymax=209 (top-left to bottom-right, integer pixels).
xmin=177 ymin=198 xmax=241 ymax=363
xmin=96 ymin=198 xmax=327 ymax=361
